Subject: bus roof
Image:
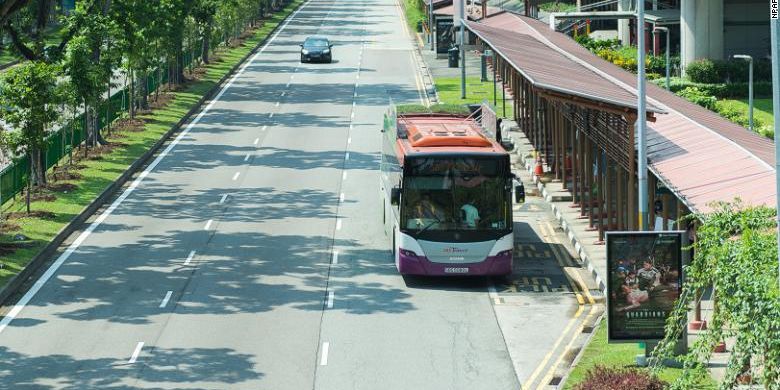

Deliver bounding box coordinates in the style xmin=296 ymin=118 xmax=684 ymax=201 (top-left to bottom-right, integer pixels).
xmin=396 ymin=114 xmax=506 ymax=157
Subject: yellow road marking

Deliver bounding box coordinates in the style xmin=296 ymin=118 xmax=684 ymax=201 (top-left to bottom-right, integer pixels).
xmin=522 ymin=305 xmax=584 ymax=390
xmin=536 ymin=305 xmax=600 ymax=389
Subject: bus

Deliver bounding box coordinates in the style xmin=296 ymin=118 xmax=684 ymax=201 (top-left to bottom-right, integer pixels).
xmin=380 ymin=105 xmax=521 ymax=276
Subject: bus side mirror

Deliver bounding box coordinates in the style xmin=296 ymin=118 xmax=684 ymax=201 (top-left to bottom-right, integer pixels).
xmin=391 ymin=187 xmax=401 ymax=205
xmin=514 ymin=183 xmax=525 ymax=204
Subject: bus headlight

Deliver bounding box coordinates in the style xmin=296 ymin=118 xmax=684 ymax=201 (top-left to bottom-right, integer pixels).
xmin=399 ymin=248 xmax=420 ymax=259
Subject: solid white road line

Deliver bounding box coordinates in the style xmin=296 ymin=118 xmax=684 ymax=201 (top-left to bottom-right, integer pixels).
xmin=327 ymin=291 xmax=334 ymax=309
xmin=336 ymin=218 xmax=342 ymax=231
xmin=254 ymin=138 xmax=260 ymax=145
xmin=128 ymin=342 xmax=144 ymax=364
xmin=332 ymin=250 xmax=339 ymax=265
xmin=184 ymin=250 xmax=196 ymax=266
xmin=232 ymin=172 xmax=241 ymax=181
xmin=204 ymin=219 xmax=213 ymax=230
xmin=219 ymin=194 xmax=228 ymax=204
xmin=159 ymin=291 xmax=173 ymax=308
xmin=0 ymin=0 xmax=314 ymax=335
xmin=320 ymin=342 xmax=330 ymax=366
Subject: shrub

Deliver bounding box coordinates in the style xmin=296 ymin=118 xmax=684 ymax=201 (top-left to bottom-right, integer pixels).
xmin=685 ymin=58 xmax=772 ymax=84
xmin=582 ymin=37 xmax=621 ymax=52
xmin=676 ymin=87 xmax=717 ymax=110
xmin=686 ymin=59 xmax=719 ymax=83
xmin=573 ymin=366 xmax=667 ymax=390
xmin=653 ymin=78 xmax=773 ymax=99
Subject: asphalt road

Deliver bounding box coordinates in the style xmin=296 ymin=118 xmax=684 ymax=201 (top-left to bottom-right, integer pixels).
xmin=0 ymin=1 xmax=601 ymax=389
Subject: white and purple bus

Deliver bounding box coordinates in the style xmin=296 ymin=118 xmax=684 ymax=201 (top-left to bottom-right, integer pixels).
xmin=380 ymin=107 xmax=521 ymax=276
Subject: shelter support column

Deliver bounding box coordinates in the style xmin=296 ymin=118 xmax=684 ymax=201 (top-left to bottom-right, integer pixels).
xmin=627 ymin=117 xmax=637 ymax=230
xmin=597 ymin=150 xmax=606 ymax=243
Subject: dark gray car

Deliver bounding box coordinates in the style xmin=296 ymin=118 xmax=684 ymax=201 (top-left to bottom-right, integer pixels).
xmin=300 ymin=36 xmax=333 ymax=63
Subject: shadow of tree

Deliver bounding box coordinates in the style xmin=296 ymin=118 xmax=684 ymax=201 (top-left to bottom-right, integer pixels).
xmin=0 ymin=346 xmax=262 ymax=389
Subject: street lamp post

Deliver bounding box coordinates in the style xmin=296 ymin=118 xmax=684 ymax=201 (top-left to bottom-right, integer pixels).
xmin=733 ymin=54 xmax=754 ymax=132
xmin=429 ymin=0 xmax=434 ymax=51
xmin=653 ymin=26 xmax=670 ymax=90
xmin=459 ymin=0 xmax=466 ymax=99
xmin=637 ymin=0 xmax=648 ymax=230
xmin=770 ymin=16 xmax=780 ymax=292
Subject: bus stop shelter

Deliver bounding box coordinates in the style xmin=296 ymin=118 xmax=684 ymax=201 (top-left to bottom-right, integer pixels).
xmin=465 ymin=11 xmax=776 ymax=242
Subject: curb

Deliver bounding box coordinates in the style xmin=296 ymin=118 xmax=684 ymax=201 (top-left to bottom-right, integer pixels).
xmin=518 ymin=154 xmax=607 ymax=294
xmin=0 ymin=60 xmax=20 ymax=72
xmin=0 ymin=2 xmax=304 ymax=309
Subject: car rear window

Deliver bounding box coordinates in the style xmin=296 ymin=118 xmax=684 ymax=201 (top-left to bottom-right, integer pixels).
xmin=305 ymin=38 xmax=329 ymax=47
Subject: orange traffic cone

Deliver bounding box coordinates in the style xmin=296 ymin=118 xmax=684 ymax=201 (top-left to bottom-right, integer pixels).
xmin=534 ymin=158 xmax=544 ymax=176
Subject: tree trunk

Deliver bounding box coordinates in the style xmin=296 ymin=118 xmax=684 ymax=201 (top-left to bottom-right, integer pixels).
xmin=36 ymin=147 xmax=47 ymax=186
xmin=129 ymin=70 xmax=136 ymax=119
xmin=106 ymin=81 xmax=111 ymax=135
xmin=26 ymin=154 xmax=31 ymax=214
xmin=202 ymin=23 xmax=211 ymax=64
xmin=140 ymin=71 xmax=149 ymax=110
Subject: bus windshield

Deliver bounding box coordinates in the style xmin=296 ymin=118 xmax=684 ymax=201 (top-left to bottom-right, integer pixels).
xmin=400 ymin=156 xmax=511 ymax=238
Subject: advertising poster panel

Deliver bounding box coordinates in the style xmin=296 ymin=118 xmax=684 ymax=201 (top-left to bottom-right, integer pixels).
xmin=606 ymin=231 xmax=683 ymax=342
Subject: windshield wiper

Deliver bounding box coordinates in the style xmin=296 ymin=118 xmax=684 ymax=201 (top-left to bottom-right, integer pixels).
xmin=417 ymin=215 xmax=442 ymax=235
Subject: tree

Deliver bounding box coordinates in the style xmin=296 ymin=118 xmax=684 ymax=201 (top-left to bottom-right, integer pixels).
xmin=191 ymin=0 xmax=217 ymax=64
xmin=0 ymin=61 xmax=62 ymax=211
xmin=652 ymin=201 xmax=780 ymax=389
xmin=1 ymin=0 xmax=96 ymax=63
xmin=62 ymin=0 xmax=120 ymax=147
xmin=111 ymin=0 xmax=158 ymax=114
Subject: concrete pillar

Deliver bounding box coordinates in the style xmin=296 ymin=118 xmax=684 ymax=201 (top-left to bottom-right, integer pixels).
xmin=617 ymin=0 xmax=631 ymax=45
xmin=681 ymin=0 xmax=724 ymax=75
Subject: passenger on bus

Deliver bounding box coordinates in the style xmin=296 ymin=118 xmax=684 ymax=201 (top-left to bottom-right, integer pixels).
xmin=460 ymin=199 xmax=480 ymax=228
xmin=416 ymin=194 xmax=445 ymax=221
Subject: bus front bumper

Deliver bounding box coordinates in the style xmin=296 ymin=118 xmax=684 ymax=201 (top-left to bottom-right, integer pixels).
xmin=398 ymin=250 xmax=512 ymax=276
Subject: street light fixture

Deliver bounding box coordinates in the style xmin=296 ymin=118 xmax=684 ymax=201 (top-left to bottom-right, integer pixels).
xmin=733 ymin=54 xmax=754 ymax=132
xmin=653 ymin=26 xmax=670 ymax=90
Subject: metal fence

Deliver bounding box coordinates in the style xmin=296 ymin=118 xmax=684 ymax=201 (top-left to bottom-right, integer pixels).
xmin=0 ymin=41 xmax=204 ymax=206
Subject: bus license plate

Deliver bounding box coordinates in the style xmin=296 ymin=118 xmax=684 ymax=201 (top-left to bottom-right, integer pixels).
xmin=444 ymin=267 xmax=469 ymax=274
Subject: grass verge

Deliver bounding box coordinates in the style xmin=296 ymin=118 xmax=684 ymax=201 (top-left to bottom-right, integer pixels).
xmin=563 ymin=318 xmax=717 ymax=389
xmin=435 ymin=76 xmax=515 ymax=119
xmin=717 ymin=98 xmax=774 ymax=129
xmin=401 ymin=0 xmax=425 ymax=33
xmin=0 ymin=0 xmax=304 ymax=289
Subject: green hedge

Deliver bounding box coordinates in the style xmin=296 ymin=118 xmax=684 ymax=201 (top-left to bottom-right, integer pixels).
xmin=651 ymin=78 xmax=773 ymax=99
xmin=686 ymin=58 xmax=772 ymax=84
xmin=397 ymin=103 xmax=471 ymax=115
